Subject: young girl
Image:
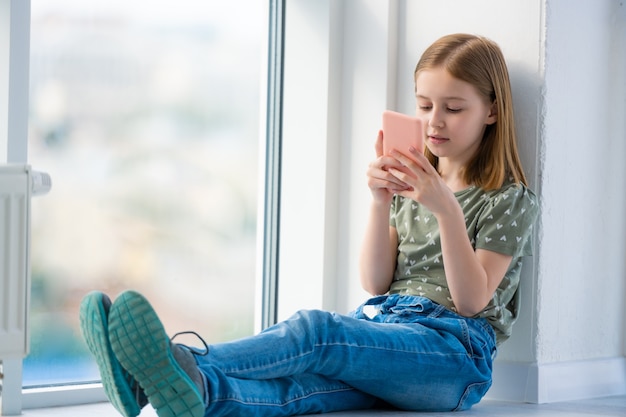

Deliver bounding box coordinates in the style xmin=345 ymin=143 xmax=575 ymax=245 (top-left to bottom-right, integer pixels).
xmin=80 ymin=33 xmax=538 ymax=417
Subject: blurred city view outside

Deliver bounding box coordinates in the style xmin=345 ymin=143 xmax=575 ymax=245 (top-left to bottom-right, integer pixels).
xmin=25 ymin=1 xmax=264 ymax=386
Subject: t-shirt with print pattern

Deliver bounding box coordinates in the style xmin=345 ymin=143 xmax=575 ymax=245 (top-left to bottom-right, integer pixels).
xmin=388 ymin=180 xmax=539 ymax=345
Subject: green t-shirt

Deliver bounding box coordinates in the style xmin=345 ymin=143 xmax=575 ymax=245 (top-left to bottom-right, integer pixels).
xmin=388 ymin=180 xmax=539 ymax=345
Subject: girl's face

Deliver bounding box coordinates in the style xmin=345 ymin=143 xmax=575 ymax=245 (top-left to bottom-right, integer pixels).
xmin=414 ymin=67 xmax=496 ymax=166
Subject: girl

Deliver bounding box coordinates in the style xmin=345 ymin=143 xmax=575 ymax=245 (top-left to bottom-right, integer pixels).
xmin=80 ymin=33 xmax=538 ymax=417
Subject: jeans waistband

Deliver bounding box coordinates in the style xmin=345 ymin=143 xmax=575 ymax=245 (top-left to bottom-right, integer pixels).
xmin=352 ymin=294 xmax=497 ymax=355
xmin=356 ymin=294 xmax=442 ymax=316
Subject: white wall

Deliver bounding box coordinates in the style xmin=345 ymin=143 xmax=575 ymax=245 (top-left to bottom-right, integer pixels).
xmin=278 ymin=0 xmax=395 ymax=316
xmin=539 ymin=0 xmax=626 ymax=363
xmin=279 ymin=0 xmax=626 ymax=404
xmin=528 ymin=0 xmax=626 ymax=401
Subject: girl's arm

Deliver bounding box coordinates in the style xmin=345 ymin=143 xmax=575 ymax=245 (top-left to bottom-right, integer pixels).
xmin=435 ymin=201 xmax=513 ymax=316
xmin=359 ymin=131 xmax=409 ymax=295
xmin=359 ymin=201 xmax=398 ymax=295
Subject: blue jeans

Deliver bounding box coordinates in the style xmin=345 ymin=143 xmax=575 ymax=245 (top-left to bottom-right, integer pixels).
xmin=195 ymin=295 xmax=497 ymax=416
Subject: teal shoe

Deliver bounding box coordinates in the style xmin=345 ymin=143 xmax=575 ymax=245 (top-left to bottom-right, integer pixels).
xmin=108 ymin=290 xmax=207 ymax=417
xmin=79 ymin=291 xmax=148 ymax=417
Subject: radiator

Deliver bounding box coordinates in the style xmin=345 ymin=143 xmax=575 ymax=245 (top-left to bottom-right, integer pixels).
xmin=0 ymin=164 xmax=51 ymax=416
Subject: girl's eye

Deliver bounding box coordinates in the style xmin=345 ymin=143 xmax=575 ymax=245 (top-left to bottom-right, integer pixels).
xmin=417 ymin=104 xmax=462 ymax=113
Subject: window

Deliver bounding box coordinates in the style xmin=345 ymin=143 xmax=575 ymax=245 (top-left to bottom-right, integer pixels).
xmin=25 ymin=0 xmax=265 ymax=388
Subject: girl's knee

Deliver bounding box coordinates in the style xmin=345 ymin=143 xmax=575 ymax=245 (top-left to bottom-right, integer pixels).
xmin=289 ymin=309 xmax=343 ymax=332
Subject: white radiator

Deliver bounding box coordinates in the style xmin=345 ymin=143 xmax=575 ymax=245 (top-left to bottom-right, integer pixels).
xmin=0 ymin=164 xmax=51 ymax=416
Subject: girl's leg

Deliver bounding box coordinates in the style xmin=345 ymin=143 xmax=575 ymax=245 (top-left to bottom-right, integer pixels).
xmin=200 ymin=370 xmax=378 ymax=416
xmin=109 ymin=291 xmax=378 ymax=417
xmin=110 ymin=291 xmax=495 ymax=417
xmin=199 ymin=295 xmax=496 ymax=414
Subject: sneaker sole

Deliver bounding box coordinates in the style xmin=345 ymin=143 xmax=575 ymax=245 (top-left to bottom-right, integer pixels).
xmin=108 ymin=290 xmax=205 ymax=417
xmin=79 ymin=291 xmax=141 ymax=417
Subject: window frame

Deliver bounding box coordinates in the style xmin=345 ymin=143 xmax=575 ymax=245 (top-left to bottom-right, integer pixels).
xmin=259 ymin=0 xmax=285 ymax=331
xmin=1 ymin=0 xmax=282 ymax=410
xmin=1 ymin=0 xmax=31 ymax=414
xmin=1 ymin=0 xmax=29 ymax=163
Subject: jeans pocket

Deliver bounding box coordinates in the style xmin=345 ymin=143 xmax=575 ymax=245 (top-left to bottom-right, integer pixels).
xmin=454 ymin=318 xmax=477 ymax=358
xmin=467 ymin=319 xmax=496 ymax=360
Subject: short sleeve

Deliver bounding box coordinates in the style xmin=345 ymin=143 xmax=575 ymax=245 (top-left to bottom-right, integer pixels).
xmin=475 ymin=184 xmax=539 ymax=257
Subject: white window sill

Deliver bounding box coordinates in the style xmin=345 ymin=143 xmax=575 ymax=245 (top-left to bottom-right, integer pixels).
xmin=13 ymin=396 xmax=626 ymax=417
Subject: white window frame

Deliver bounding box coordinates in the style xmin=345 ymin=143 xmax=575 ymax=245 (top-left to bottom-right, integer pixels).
xmin=0 ymin=0 xmax=29 ymax=164
xmin=1 ymin=0 xmax=31 ymax=414
xmin=1 ymin=0 xmax=277 ymax=411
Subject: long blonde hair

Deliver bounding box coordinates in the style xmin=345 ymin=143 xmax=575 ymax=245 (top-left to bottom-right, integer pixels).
xmin=414 ymin=33 xmax=528 ymax=189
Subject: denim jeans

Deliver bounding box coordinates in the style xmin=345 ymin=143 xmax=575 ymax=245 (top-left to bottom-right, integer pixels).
xmin=195 ymin=294 xmax=497 ymax=417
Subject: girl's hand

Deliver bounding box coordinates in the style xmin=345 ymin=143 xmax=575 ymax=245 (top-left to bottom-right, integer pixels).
xmin=366 ymin=131 xmax=412 ymax=204
xmin=388 ymin=147 xmax=457 ymax=216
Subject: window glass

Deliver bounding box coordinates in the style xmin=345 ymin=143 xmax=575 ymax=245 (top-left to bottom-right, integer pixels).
xmin=26 ymin=0 xmax=263 ymax=386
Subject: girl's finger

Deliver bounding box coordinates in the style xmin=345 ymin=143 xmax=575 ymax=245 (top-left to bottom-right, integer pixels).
xmin=390 ymin=149 xmax=429 ymax=174
xmin=375 ymin=130 xmax=384 ymax=158
xmin=409 ymin=147 xmax=437 ymax=173
xmin=369 ymin=165 xmax=410 ymax=189
xmin=387 ymin=169 xmax=415 ymax=191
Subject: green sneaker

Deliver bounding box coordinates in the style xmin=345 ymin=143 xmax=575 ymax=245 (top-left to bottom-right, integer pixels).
xmin=79 ymin=291 xmax=148 ymax=417
xmin=108 ymin=290 xmax=207 ymax=417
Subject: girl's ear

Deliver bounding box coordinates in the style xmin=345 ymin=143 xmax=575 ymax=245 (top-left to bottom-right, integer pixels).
xmin=486 ymin=100 xmax=498 ymax=125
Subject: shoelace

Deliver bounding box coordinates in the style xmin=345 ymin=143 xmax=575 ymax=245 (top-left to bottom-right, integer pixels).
xmin=171 ymin=331 xmax=210 ymax=356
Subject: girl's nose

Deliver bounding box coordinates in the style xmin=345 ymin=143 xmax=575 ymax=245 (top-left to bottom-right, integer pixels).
xmin=429 ymin=108 xmax=445 ymax=129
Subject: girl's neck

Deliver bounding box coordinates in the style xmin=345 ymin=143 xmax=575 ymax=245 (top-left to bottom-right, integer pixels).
xmin=438 ymin=160 xmax=470 ymax=192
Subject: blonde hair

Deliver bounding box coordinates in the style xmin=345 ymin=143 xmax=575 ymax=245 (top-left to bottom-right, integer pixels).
xmin=414 ymin=33 xmax=528 ymax=189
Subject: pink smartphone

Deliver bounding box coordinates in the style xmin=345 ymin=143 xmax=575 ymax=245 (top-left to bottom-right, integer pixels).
xmin=382 ymin=110 xmax=423 ymax=159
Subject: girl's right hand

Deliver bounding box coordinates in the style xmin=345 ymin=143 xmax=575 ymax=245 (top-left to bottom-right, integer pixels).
xmin=366 ymin=130 xmax=412 ymax=204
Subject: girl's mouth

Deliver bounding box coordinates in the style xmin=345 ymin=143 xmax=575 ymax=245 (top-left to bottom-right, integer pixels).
xmin=428 ymin=135 xmax=449 ymax=145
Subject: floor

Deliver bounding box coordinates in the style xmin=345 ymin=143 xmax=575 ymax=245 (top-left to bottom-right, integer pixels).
xmin=14 ymin=395 xmax=626 ymax=417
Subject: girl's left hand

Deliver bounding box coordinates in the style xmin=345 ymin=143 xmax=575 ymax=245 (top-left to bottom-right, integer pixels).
xmin=388 ymin=148 xmax=457 ymax=217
